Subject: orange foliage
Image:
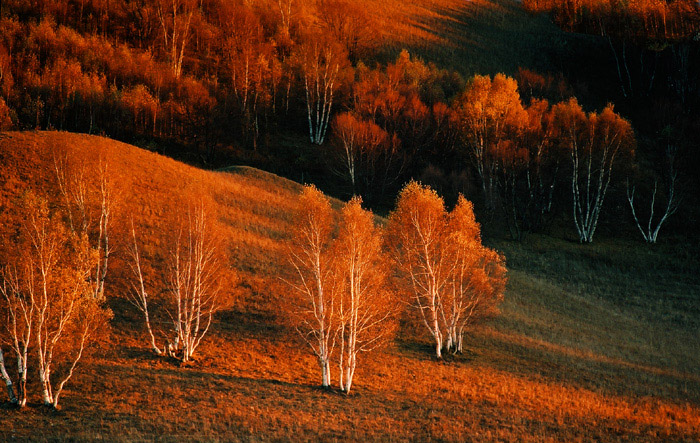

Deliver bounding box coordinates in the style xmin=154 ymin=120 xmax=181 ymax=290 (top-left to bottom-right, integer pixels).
xmin=523 ymin=0 xmax=700 ymax=43
xmin=386 ymin=182 xmax=506 ymax=357
xmin=333 ymin=197 xmax=395 ymax=392
xmin=0 ymin=132 xmax=697 ymax=440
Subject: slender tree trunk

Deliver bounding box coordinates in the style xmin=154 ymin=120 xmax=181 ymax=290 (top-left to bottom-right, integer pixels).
xmin=0 ymin=348 xmax=17 ymax=404
xmin=17 ymin=351 xmax=27 ymax=407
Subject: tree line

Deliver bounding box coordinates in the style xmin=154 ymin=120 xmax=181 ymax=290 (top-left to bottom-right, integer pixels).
xmin=0 ymin=149 xmax=504 ymax=403
xmin=0 ymin=0 xmax=686 ymax=242
xmin=285 ymin=183 xmax=506 ymax=391
xmin=522 ymin=0 xmax=699 ymax=242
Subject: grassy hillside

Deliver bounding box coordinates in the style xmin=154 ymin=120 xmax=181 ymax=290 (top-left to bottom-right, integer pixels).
xmin=0 ymin=131 xmax=699 ymax=442
xmin=372 ymin=0 xmax=571 ymax=76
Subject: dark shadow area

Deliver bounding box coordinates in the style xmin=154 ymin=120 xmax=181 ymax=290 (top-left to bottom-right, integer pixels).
xmin=462 ymin=327 xmax=700 ymax=405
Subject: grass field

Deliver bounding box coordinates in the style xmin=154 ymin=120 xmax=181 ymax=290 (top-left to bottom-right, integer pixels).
xmin=0 ymin=131 xmax=698 ymax=441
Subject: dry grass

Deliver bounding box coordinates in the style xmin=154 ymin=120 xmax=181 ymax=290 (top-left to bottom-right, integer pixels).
xmin=0 ymin=131 xmax=699 ymax=441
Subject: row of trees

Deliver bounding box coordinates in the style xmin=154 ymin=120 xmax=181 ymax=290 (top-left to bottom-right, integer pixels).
xmin=523 ymin=0 xmax=700 ymax=106
xmin=0 ymin=0 xmax=687 ymax=244
xmin=286 ymin=183 xmax=506 ymax=391
xmin=0 ymin=156 xmax=113 ymax=408
xmin=521 ymin=0 xmax=697 ymax=242
xmin=330 ymin=69 xmax=651 ymax=243
xmin=0 ymin=151 xmax=233 ymax=408
xmin=0 ymin=0 xmax=377 ymax=152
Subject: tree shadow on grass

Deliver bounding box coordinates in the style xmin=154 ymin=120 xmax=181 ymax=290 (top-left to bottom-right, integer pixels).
xmin=461 ymin=328 xmax=700 ymax=404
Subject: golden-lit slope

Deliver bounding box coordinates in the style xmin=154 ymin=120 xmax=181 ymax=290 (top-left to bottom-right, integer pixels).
xmin=0 ymin=131 xmax=699 ymax=441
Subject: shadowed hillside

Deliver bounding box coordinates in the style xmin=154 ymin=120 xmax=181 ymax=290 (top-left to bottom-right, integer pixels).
xmin=372 ymin=0 xmax=571 ymax=76
xmin=0 ymin=131 xmax=698 ymax=441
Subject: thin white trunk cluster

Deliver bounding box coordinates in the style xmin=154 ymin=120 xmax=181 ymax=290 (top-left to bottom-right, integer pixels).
xmin=286 ymin=189 xmax=335 ymax=387
xmin=129 ymin=206 xmax=223 ymax=363
xmin=335 ymin=198 xmax=390 ymax=393
xmin=569 ymin=129 xmax=622 ymax=244
xmin=54 ymin=155 xmax=114 ymax=301
xmin=166 ymin=208 xmax=220 ymax=362
xmin=302 ymin=43 xmax=341 ymax=145
xmin=0 ymin=197 xmax=104 ymax=408
xmin=554 ymin=102 xmax=633 ymax=244
xmin=0 ymin=271 xmax=31 ymax=406
xmin=31 ymin=210 xmax=95 ymax=408
xmin=158 ymin=0 xmax=195 ymax=79
xmin=127 ymin=222 xmax=163 ymax=356
xmin=286 ymin=189 xmax=392 ymax=392
xmin=387 ymin=184 xmax=507 ymax=359
xmin=627 ymin=169 xmax=680 ymax=244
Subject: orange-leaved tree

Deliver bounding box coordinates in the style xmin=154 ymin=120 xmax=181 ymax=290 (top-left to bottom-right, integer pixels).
xmin=285 ymin=185 xmax=337 ymax=387
xmin=453 ymin=74 xmax=526 ymax=210
xmin=386 ymin=182 xmax=507 ymax=358
xmin=0 ymin=193 xmax=111 ymax=408
xmin=386 ymin=182 xmax=451 ymax=358
xmin=331 ymin=112 xmax=390 ymax=196
xmin=443 ymin=197 xmax=506 ymax=353
xmin=333 ymin=197 xmax=394 ymax=393
xmin=553 ymin=99 xmax=635 ymax=243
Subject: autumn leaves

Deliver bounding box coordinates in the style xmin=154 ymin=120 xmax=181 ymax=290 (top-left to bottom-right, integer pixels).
xmin=286 ymin=183 xmax=506 ymax=390
xmin=0 ymin=159 xmax=113 ymax=408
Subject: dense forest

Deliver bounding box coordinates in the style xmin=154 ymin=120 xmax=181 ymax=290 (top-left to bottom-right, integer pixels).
xmin=1 ymin=0 xmax=698 ymax=241
xmin=1 ymin=0 xmax=700 ymax=440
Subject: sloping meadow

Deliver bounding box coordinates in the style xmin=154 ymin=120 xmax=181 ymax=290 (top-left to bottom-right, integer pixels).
xmin=0 ymin=131 xmax=698 ymax=441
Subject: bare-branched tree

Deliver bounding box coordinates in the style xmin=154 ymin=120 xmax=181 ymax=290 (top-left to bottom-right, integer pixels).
xmin=128 ymin=205 xmax=227 ymax=363
xmin=53 ymin=154 xmax=114 ymax=300
xmin=165 ymin=206 xmax=223 ymax=362
xmin=127 ymin=221 xmax=163 ymax=355
xmin=627 ymin=144 xmax=681 ymax=244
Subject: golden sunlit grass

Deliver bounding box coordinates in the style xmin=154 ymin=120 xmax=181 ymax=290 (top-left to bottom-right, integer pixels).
xmin=0 ymin=131 xmax=699 ymax=441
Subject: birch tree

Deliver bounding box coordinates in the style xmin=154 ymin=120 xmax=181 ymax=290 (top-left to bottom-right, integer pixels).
xmin=443 ymin=197 xmax=506 ymax=353
xmin=285 ymin=185 xmax=336 ymax=387
xmin=0 ymin=269 xmax=30 ymax=406
xmin=165 ymin=206 xmax=223 ymax=362
xmin=454 ymin=74 xmax=526 ymax=209
xmin=333 ymin=197 xmax=393 ymax=393
xmin=53 ymin=154 xmax=114 ymax=301
xmin=127 ymin=221 xmax=162 ymax=355
xmin=386 ymin=182 xmax=450 ymax=359
xmin=386 ymin=183 xmax=507 ymax=358
xmin=127 ymin=207 xmax=228 ymax=362
xmin=494 ymin=99 xmax=562 ymax=240
xmin=296 ymin=37 xmax=347 ymax=145
xmin=0 ymin=193 xmax=110 ymax=408
xmin=553 ymin=99 xmax=635 ymax=243
xmin=157 ymin=0 xmax=196 ymax=79
xmin=331 ymin=112 xmax=390 ymax=195
xmin=626 ymin=143 xmax=680 ymax=243
xmin=0 ymin=345 xmax=18 ymax=404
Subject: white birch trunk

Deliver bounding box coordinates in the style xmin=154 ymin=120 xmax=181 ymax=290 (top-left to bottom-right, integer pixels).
xmin=0 ymin=348 xmax=17 ymax=404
